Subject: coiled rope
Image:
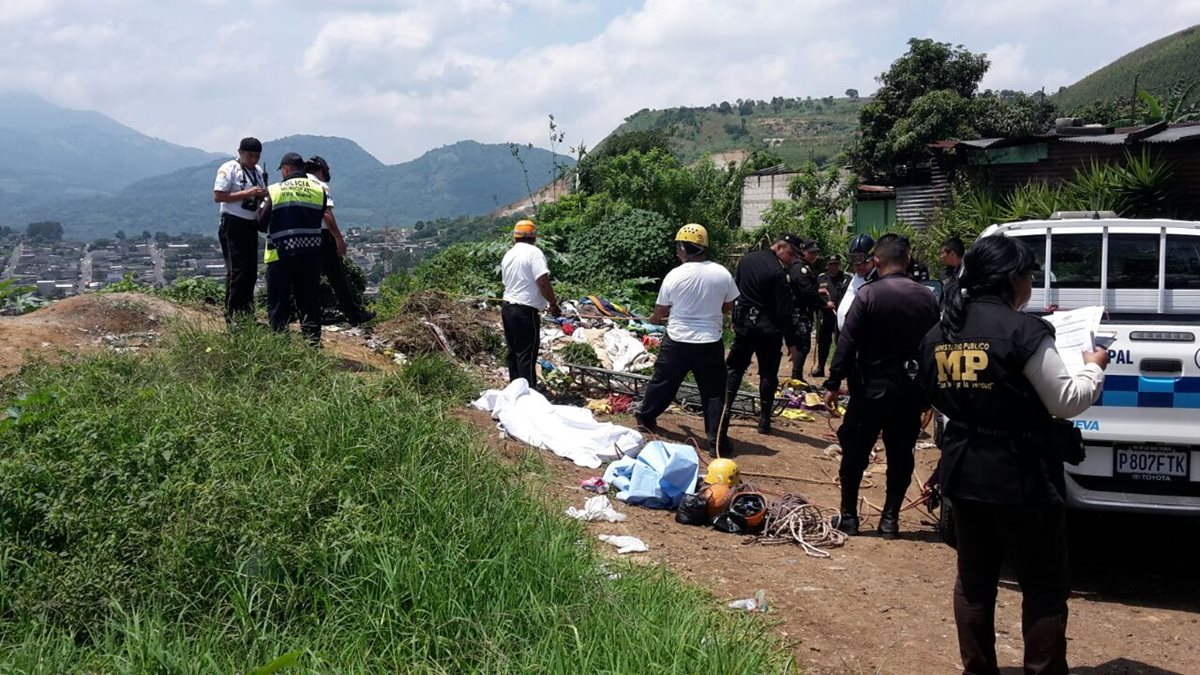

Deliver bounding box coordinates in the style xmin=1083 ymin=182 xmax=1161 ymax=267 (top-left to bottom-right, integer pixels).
xmin=750 ymin=494 xmax=848 ymax=558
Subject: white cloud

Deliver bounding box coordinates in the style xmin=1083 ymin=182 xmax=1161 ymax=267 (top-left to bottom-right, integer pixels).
xmin=302 ymin=11 xmax=435 ymax=75
xmin=0 ymin=0 xmax=57 ymax=25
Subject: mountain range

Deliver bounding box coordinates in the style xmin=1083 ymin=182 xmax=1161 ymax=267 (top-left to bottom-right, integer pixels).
xmin=1054 ymin=25 xmax=1200 ymax=113
xmin=0 ymin=93 xmax=569 ymax=240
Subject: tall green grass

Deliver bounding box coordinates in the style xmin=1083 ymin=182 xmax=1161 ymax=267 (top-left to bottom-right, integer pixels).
xmin=0 ymin=327 xmax=791 ymax=673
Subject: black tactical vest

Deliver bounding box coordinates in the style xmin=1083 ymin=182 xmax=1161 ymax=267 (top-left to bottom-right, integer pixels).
xmin=919 ymin=297 xmax=1065 ymax=505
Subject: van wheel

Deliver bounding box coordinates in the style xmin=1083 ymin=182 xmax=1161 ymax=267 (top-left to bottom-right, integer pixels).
xmin=939 ymin=497 xmax=958 ymax=549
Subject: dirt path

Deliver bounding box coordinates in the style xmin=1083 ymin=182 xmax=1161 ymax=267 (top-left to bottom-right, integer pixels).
xmin=464 ymin=378 xmax=1200 ymax=674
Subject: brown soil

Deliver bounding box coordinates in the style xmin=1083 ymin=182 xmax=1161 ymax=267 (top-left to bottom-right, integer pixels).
xmin=0 ymin=293 xmax=215 ymax=377
xmin=464 ymin=354 xmax=1200 ymax=675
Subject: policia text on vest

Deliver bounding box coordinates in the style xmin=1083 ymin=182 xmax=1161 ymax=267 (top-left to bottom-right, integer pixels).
xmin=259 ymin=153 xmax=328 ymax=345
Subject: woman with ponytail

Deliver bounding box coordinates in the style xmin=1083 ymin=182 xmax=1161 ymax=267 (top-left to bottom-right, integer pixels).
xmin=918 ymin=235 xmax=1110 ymax=675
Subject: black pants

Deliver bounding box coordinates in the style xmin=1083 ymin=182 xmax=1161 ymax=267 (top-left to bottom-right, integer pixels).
xmin=789 ymin=316 xmax=813 ymax=381
xmin=953 ymin=500 xmax=1070 ymax=675
xmin=501 ymin=302 xmax=540 ymax=387
xmin=320 ymin=230 xmax=369 ymax=324
xmin=723 ymin=330 xmax=783 ymax=430
xmin=815 ymin=309 xmax=838 ymax=373
xmin=836 ymin=391 xmax=922 ymax=514
xmin=218 ymin=214 xmax=259 ymax=323
xmin=266 ymin=254 xmax=321 ymax=344
xmin=636 ymin=337 xmax=727 ymax=454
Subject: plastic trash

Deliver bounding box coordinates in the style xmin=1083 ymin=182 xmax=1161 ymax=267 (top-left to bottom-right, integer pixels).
xmin=565 ymin=495 xmax=626 ymax=523
xmin=727 ymin=589 xmax=769 ymax=612
xmin=580 ymin=477 xmax=607 ymax=493
xmin=597 ymin=534 xmax=648 ymax=554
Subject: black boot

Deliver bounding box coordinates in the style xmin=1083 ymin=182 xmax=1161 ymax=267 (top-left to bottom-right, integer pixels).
xmin=832 ymin=491 xmax=860 ymax=535
xmin=756 ymin=408 xmax=771 ymax=434
xmin=878 ymin=497 xmax=902 ymax=540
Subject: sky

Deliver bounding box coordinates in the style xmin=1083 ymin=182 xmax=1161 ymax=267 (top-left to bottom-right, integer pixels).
xmin=3 ymin=0 xmax=1200 ymax=164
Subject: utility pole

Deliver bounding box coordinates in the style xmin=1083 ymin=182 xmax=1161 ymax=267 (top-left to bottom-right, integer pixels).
xmin=1131 ymin=73 xmax=1139 ymax=126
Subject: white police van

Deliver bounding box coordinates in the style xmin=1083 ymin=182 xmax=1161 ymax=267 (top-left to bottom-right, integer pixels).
xmin=977 ymin=215 xmax=1200 ymax=515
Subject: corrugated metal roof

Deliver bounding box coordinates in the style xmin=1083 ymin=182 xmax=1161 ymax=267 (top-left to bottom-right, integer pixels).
xmin=750 ymin=164 xmax=791 ymax=176
xmin=1060 ymin=133 xmax=1130 ymax=145
xmin=960 ymin=138 xmax=1004 ymax=148
xmin=1144 ymin=125 xmax=1200 ymax=143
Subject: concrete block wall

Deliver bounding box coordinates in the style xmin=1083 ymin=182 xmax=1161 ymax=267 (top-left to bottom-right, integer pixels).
xmin=739 ymin=172 xmax=797 ymax=230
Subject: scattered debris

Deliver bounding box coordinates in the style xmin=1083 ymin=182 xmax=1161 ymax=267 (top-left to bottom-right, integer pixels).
xmin=727 ymin=590 xmax=769 ymax=612
xmin=580 ymin=477 xmax=607 ymax=493
xmin=597 ymin=534 xmax=648 ymax=554
xmin=565 ymin=495 xmax=627 ymax=522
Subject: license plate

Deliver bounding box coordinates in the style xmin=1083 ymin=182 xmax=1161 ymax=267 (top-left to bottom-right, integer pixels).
xmin=1114 ymin=444 xmax=1191 ymax=482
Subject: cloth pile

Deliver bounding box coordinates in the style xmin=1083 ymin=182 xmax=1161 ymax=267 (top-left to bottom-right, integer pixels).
xmin=603 ymin=440 xmax=700 ymax=509
xmin=471 ymin=378 xmax=644 ymax=468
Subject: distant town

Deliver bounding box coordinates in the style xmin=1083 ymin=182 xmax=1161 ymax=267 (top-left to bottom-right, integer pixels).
xmin=0 ymin=225 xmax=438 ymax=300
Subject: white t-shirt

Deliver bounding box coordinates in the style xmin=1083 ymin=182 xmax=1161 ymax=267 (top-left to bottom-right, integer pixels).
xmin=501 ymin=241 xmax=550 ymax=310
xmin=836 ymin=272 xmax=869 ymax=331
xmin=656 ymin=260 xmax=739 ymax=343
xmin=214 ymin=159 xmax=266 ymax=220
xmin=308 ymin=173 xmax=333 ymax=230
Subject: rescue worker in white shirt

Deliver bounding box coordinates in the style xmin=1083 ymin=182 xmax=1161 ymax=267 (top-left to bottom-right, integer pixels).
xmin=634 ymin=224 xmax=740 ymax=457
xmin=212 ymin=136 xmax=266 ymax=325
xmin=836 ymin=233 xmax=876 ymax=331
xmin=305 ymin=156 xmax=375 ymax=326
xmin=500 ymin=220 xmax=559 ymax=388
xmin=257 ymin=152 xmax=329 ymax=345
xmin=918 ymin=235 xmax=1108 ymax=675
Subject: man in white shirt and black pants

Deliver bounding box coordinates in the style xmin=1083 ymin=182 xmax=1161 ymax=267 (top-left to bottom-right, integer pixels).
xmin=501 ymin=220 xmax=559 ymax=388
xmin=213 ymin=137 xmax=267 ymax=325
xmin=635 ymin=224 xmax=740 ymax=457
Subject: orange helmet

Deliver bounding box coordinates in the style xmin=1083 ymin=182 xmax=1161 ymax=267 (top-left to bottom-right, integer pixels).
xmin=513 ymin=219 xmax=537 ymax=239
xmin=704 ymin=483 xmax=734 ymax=521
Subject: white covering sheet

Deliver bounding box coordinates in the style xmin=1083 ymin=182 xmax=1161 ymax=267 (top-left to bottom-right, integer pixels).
xmin=471 ymin=379 xmax=644 ymax=468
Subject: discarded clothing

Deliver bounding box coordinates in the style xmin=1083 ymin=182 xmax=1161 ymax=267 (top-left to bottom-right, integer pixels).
xmin=580 ymin=477 xmax=607 ymax=493
xmin=602 ymin=440 xmax=699 ymax=509
xmin=566 ymin=495 xmax=627 ymax=522
xmin=597 ymin=534 xmax=648 ymax=554
xmin=604 ymin=327 xmax=655 ymax=372
xmin=472 ymin=379 xmax=644 ymax=469
xmin=780 ymin=409 xmax=815 ymax=422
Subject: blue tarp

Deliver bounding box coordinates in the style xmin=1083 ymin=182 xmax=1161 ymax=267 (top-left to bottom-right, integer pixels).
xmin=602 ymin=440 xmax=699 ymax=509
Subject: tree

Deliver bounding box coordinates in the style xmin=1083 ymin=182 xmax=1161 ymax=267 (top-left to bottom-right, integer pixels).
xmin=26 ymin=221 xmax=63 ymax=242
xmin=845 ymin=88 xmax=859 ymax=101
xmin=115 ymin=230 xmax=127 ymax=240
xmin=849 ymin=38 xmax=990 ymax=181
xmin=718 ymin=101 xmax=733 ymax=114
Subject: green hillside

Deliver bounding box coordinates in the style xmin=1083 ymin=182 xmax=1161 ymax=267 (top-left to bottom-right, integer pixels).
xmin=611 ymin=96 xmax=866 ymax=168
xmin=1055 ymin=24 xmax=1200 ymax=112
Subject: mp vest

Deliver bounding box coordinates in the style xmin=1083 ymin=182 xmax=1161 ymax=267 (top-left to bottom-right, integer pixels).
xmin=265 ymin=177 xmax=326 ymax=260
xmin=919 ymin=297 xmax=1065 ymax=505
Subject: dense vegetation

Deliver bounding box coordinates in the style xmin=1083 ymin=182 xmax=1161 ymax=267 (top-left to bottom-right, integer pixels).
xmin=1054 ymin=25 xmax=1200 ymax=114
xmin=0 ymin=328 xmax=790 ymax=672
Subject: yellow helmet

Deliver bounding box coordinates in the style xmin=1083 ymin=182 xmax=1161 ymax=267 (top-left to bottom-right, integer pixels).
xmin=675 ymin=223 xmax=709 ymax=248
xmin=513 ymin=219 xmax=537 ymax=239
xmin=703 ymin=458 xmax=740 ymax=486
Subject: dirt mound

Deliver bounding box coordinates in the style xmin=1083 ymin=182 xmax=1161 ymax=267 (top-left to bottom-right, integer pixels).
xmin=0 ymin=292 xmax=214 ymax=377
xmin=374 ymin=291 xmax=503 ymax=361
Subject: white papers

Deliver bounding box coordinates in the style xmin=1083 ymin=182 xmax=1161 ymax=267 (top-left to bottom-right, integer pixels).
xmin=1043 ymin=306 xmax=1104 ymax=373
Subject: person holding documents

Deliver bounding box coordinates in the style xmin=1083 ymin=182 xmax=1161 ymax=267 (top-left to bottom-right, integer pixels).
xmin=918 ymin=235 xmax=1109 ymax=675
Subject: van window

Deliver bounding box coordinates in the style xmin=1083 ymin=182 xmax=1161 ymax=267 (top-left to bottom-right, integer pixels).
xmin=1050 ymin=234 xmax=1101 ymax=288
xmin=1166 ymin=235 xmax=1200 ymax=289
xmin=1009 ymin=234 xmax=1046 ymax=284
xmin=1108 ymin=234 xmax=1159 ymax=289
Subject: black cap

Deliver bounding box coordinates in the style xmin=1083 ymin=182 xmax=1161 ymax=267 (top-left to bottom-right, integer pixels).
xmin=306 ymin=155 xmax=330 ymax=173
xmin=777 ymin=233 xmax=804 ymax=254
xmin=826 ymin=254 xmax=842 ymax=264
xmin=278 ymin=152 xmax=305 ymax=170
xmin=801 ymin=238 xmax=820 ymax=253
xmin=239 ymin=137 xmax=262 ymax=153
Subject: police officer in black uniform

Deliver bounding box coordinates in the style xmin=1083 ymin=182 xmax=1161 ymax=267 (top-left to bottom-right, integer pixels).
xmin=788 ymin=239 xmax=824 ymax=382
xmin=720 ymin=234 xmax=805 ymax=439
xmin=813 ymin=254 xmax=849 ymax=378
xmin=918 ymin=235 xmax=1108 ymax=675
xmin=824 ymin=234 xmax=939 ymax=539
